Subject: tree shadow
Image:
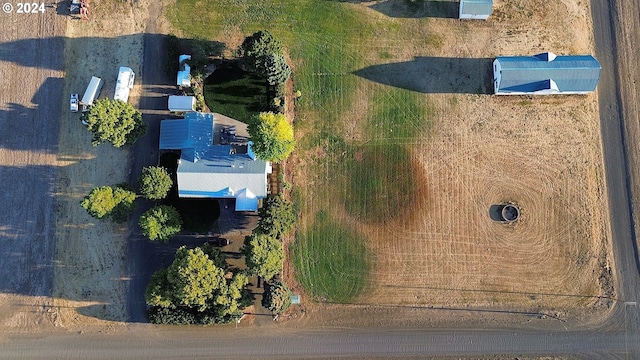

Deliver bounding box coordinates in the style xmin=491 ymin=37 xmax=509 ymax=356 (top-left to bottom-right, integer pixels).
xmin=353 ymin=56 xmax=494 ymax=94
xmin=0 ymin=164 xmax=57 ymax=297
xmin=0 ymin=77 xmax=63 ymax=151
xmin=337 ymin=0 xmax=458 ymax=18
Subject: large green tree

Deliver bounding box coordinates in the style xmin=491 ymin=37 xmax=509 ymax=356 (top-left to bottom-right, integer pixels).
xmin=265 ymin=53 xmax=291 ymax=86
xmin=81 ymin=98 xmax=147 ymax=147
xmin=242 ymin=233 xmax=284 ymax=280
xmin=139 ymin=205 xmax=182 ymax=242
xmin=248 ymin=112 xmax=295 ymax=162
xmin=239 ymin=30 xmax=283 ymax=76
xmin=257 ymin=195 xmax=296 ymax=238
xmin=138 ymin=166 xmax=173 ymax=200
xmin=80 ymin=185 xmax=136 ymax=221
xmin=145 ymin=246 xmax=250 ymax=324
xmin=262 ymin=279 xmax=292 ymax=314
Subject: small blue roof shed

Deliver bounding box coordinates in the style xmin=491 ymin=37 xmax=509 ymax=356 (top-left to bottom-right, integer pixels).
xmin=459 ymin=0 xmax=493 ymax=20
xmin=493 ymin=52 xmax=601 ymax=95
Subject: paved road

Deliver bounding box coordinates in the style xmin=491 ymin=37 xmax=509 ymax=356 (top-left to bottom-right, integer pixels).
xmin=0 ymin=326 xmax=636 ymax=360
xmin=3 ymin=0 xmax=640 ymax=358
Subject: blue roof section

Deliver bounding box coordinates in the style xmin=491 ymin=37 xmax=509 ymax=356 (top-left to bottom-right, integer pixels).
xmin=495 ymin=53 xmax=601 ymax=93
xmin=159 ymin=112 xmax=214 ymax=159
xmin=460 ymin=0 xmax=493 ymax=17
xmin=159 ymin=119 xmax=190 ymax=149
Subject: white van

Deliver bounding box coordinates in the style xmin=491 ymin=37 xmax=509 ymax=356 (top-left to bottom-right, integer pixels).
xmin=114 ymin=67 xmax=135 ymax=102
xmin=81 ymin=76 xmax=104 ymax=111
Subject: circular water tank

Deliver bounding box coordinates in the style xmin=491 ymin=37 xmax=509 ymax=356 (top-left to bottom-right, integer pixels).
xmin=502 ymin=204 xmax=520 ymax=222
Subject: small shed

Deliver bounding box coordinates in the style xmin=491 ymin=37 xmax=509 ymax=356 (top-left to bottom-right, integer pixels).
xmin=459 ymin=0 xmax=493 ymax=20
xmin=168 ymin=95 xmax=196 ymax=112
xmin=177 ymin=54 xmax=191 ymax=87
xmin=493 ymin=52 xmax=601 ymax=95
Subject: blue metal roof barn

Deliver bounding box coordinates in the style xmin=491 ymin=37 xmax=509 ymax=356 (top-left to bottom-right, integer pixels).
xmin=459 ymin=0 xmax=492 ymax=20
xmin=493 ymin=52 xmax=601 ymax=95
xmin=159 ymin=112 xmax=272 ymax=211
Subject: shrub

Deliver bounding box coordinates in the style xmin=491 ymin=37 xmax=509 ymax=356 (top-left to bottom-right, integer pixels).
xmin=81 ymin=185 xmax=136 ymax=221
xmin=257 ymin=195 xmax=296 ymax=238
xmin=139 ymin=205 xmax=183 ymax=242
xmin=242 ymin=233 xmax=284 ymax=280
xmin=247 ymin=112 xmax=295 ymax=162
xmin=262 ymin=279 xmax=292 ymax=314
xmin=138 ymin=166 xmax=172 ymax=200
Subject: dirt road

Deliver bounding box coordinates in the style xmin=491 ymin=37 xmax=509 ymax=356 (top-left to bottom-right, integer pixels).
xmin=0 ymin=5 xmax=66 ymax=329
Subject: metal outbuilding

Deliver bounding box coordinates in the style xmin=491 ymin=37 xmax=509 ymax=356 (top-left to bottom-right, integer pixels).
xmin=493 ymin=52 xmax=601 ymax=95
xmin=459 ymin=0 xmax=493 ymax=20
xmin=168 ymin=95 xmax=196 ymax=112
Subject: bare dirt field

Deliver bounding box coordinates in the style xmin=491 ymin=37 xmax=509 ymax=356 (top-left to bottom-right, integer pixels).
xmin=284 ymin=0 xmax=614 ymax=323
xmin=373 ymin=0 xmax=611 ymax=317
xmin=50 ymin=0 xmax=166 ymax=330
xmin=0 ymin=4 xmax=65 ymax=332
xmin=0 ymin=0 xmax=158 ymax=333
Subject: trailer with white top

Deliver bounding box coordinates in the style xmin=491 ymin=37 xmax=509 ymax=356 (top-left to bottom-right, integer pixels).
xmin=80 ymin=76 xmax=103 ymax=111
xmin=114 ymin=67 xmax=135 ymax=102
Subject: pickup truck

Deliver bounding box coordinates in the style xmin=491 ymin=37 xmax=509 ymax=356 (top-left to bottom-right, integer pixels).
xmin=70 ymin=93 xmax=79 ymax=112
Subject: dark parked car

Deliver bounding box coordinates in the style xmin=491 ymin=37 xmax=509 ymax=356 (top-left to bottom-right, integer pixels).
xmin=207 ymin=237 xmax=230 ymax=247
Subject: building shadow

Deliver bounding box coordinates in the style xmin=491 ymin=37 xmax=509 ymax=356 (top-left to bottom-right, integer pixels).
xmin=353 ymin=56 xmax=493 ymax=94
xmin=337 ymin=0 xmax=458 ymax=18
xmin=488 ymin=204 xmax=504 ymax=221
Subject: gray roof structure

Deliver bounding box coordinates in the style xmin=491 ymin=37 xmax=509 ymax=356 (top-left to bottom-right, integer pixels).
xmin=494 ymin=52 xmax=601 ymax=94
xmin=159 ymin=112 xmax=270 ymax=211
xmin=459 ymin=0 xmax=493 ymax=19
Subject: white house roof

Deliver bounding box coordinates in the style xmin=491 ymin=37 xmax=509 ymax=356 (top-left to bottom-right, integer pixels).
xmin=168 ymin=95 xmax=195 ymax=112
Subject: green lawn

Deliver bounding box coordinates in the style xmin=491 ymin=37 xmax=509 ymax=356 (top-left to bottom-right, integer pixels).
xmin=291 ymin=211 xmax=370 ymax=303
xmin=167 ymin=0 xmax=433 ymax=303
xmin=203 ymin=64 xmax=268 ymax=123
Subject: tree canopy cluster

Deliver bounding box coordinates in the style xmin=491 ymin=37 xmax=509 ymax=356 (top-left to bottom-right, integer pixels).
xmin=81 ymin=98 xmax=147 ymax=147
xmin=138 ymin=166 xmax=173 ymax=200
xmin=242 ymin=232 xmax=284 ymax=281
xmin=80 ymin=184 xmax=136 ymax=222
xmin=239 ymin=30 xmax=291 ymax=82
xmin=257 ymin=195 xmax=296 ymax=239
xmin=146 ymin=246 xmax=250 ymax=325
xmin=248 ymin=112 xmax=295 ymax=162
xmin=139 ymin=205 xmax=183 ymax=242
xmin=262 ymin=279 xmax=292 ymax=314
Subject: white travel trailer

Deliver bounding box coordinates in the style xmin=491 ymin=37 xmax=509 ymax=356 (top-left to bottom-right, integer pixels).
xmin=114 ymin=67 xmax=135 ymax=102
xmin=81 ymin=76 xmax=103 ymax=110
